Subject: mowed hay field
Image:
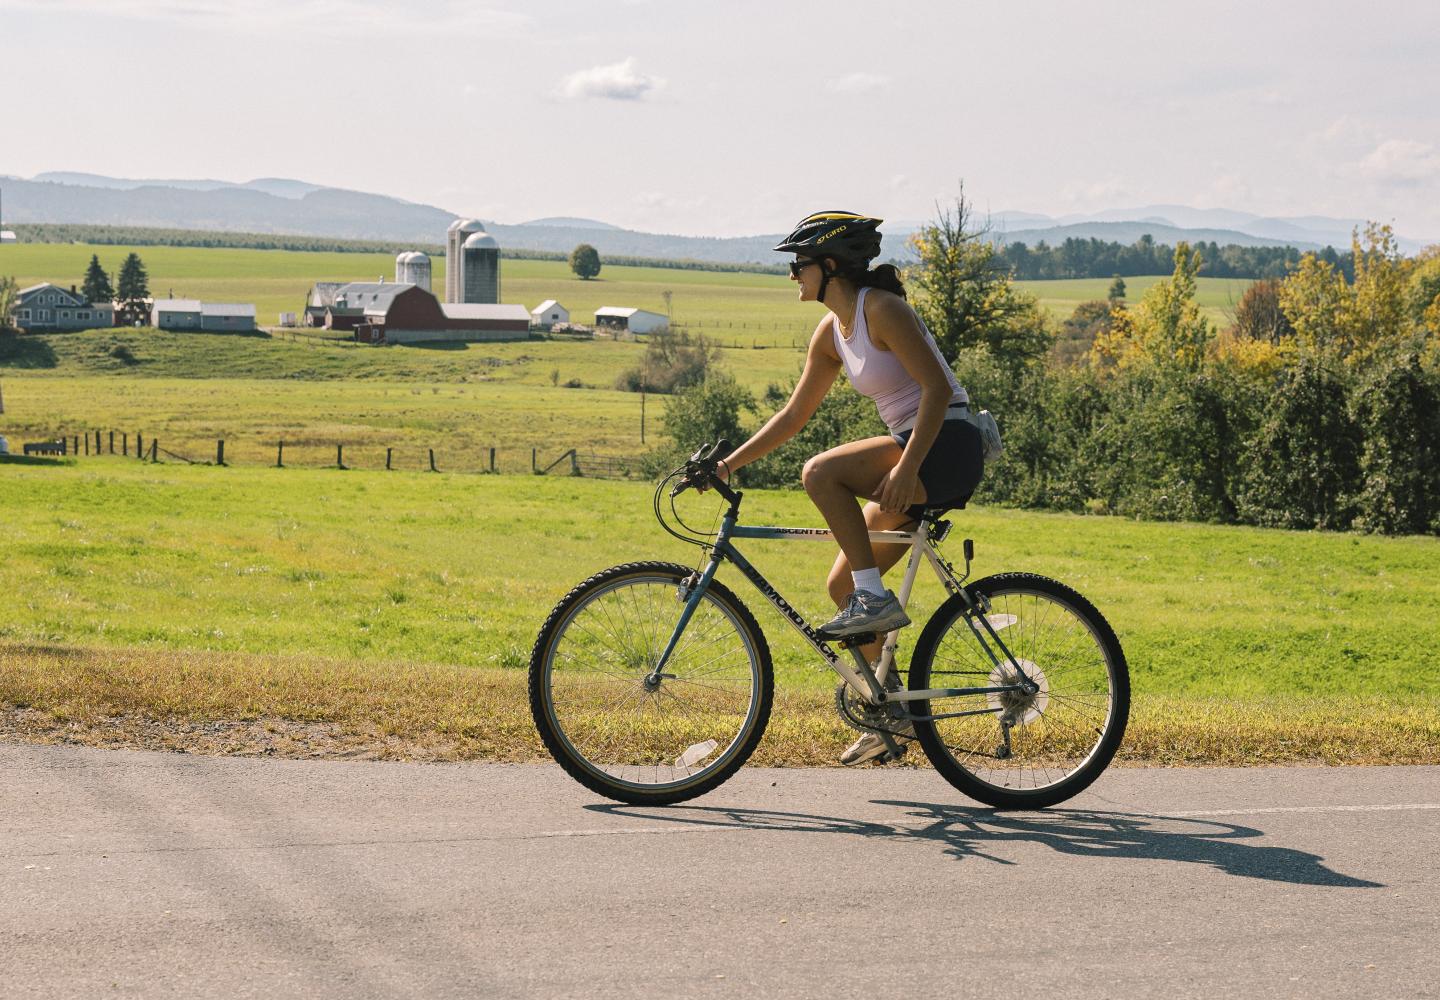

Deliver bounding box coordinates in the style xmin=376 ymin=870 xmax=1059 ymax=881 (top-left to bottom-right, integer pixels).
xmin=2 ymin=460 xmax=1436 ymax=765
xmin=0 ymin=241 xmax=1251 ymax=334
xmin=0 ymin=328 xmax=810 ymax=466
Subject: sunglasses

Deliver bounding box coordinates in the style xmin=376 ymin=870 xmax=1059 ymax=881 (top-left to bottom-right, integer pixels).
xmin=788 ymin=259 xmax=821 ymax=278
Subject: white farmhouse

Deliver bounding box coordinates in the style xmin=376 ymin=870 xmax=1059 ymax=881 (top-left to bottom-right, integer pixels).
xmin=531 ymin=299 xmax=569 ymax=330
xmin=595 ymin=306 xmax=668 ymax=336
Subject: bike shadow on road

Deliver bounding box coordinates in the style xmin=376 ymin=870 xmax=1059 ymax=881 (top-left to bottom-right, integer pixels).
xmin=586 ymin=801 xmax=1383 ymax=889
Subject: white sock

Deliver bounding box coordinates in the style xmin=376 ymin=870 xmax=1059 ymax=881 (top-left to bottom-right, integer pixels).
xmin=851 ymin=568 xmax=885 ymax=597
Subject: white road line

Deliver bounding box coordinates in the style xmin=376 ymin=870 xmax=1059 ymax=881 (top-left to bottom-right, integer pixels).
xmin=1163 ymin=803 xmax=1440 ymax=818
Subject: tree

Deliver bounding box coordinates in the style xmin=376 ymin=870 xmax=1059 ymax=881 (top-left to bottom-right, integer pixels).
xmin=1232 ymin=278 xmax=1292 ymax=345
xmin=1092 ymin=244 xmax=1211 ymax=372
xmin=1107 ymin=275 xmax=1127 ymax=302
xmin=615 ymin=329 xmax=721 ymax=393
xmin=569 ymin=243 xmax=601 ymax=280
xmin=81 ymin=254 xmax=114 ymax=305
xmin=115 ymin=252 xmax=150 ymax=325
xmin=908 ymin=186 xmax=1051 ymax=371
xmin=0 ymin=275 xmax=18 ymax=331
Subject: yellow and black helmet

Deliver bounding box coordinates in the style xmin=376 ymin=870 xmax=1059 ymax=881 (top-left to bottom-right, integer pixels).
xmin=773 ymin=211 xmax=884 ymax=265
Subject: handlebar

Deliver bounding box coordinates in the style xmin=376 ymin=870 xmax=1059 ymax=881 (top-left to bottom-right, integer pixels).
xmin=670 ymin=439 xmax=738 ymax=502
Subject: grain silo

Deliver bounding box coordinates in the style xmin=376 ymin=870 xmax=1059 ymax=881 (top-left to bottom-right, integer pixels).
xmin=395 ymin=251 xmax=432 ymax=292
xmin=445 ymin=218 xmax=489 ymax=303
xmin=461 ymin=229 xmax=501 ymax=304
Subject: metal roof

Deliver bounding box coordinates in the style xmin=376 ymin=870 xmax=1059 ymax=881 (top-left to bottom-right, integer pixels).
xmin=596 ymin=306 xmax=665 ymax=319
xmin=462 ymin=232 xmax=499 ymax=250
xmin=153 ymin=299 xmax=203 ymax=312
xmin=532 ymin=299 xmax=563 ymax=314
xmin=440 ymin=304 xmax=530 ymax=321
xmin=200 ymin=303 xmax=257 ymax=317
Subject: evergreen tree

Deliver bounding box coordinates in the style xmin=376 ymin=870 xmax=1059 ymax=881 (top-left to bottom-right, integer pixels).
xmin=81 ymin=254 xmax=114 ymax=305
xmin=1107 ymin=275 xmax=1126 ymax=301
xmin=115 ymin=252 xmax=150 ymax=324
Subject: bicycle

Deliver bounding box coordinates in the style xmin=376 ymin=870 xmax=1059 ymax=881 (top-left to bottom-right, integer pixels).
xmin=529 ymin=442 xmax=1130 ymax=809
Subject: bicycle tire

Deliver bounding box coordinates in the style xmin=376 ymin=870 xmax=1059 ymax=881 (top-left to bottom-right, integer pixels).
xmin=529 ymin=561 xmax=773 ymax=805
xmin=909 ymin=572 xmax=1129 ymax=809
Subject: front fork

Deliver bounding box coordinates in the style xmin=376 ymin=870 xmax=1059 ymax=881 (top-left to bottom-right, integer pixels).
xmin=644 ymin=549 xmax=724 ymax=688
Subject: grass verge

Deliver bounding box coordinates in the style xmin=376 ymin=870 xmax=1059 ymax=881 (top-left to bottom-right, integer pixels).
xmin=4 ymin=644 xmax=1435 ymax=766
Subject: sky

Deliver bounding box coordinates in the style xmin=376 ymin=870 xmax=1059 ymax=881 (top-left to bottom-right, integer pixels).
xmin=2 ymin=0 xmax=1438 ymax=239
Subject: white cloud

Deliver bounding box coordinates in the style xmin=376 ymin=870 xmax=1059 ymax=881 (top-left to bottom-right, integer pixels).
xmin=557 ymin=58 xmax=663 ymax=102
xmin=826 ymin=73 xmax=890 ymax=95
xmin=1358 ymin=139 xmax=1440 ymax=185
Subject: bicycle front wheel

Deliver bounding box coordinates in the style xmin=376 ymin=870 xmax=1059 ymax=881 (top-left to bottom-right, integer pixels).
xmin=909 ymin=573 xmax=1129 ymax=809
xmin=529 ymin=561 xmax=773 ymax=805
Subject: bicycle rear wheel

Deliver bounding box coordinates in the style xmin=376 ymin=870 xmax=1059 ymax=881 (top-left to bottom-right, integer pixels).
xmin=529 ymin=561 xmax=773 ymax=805
xmin=909 ymin=573 xmax=1129 ymax=809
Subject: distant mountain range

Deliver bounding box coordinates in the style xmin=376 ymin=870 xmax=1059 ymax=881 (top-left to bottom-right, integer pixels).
xmin=1 ymin=172 xmax=1433 ymax=262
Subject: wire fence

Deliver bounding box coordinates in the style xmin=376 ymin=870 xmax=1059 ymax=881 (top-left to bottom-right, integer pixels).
xmin=22 ymin=430 xmax=651 ymax=481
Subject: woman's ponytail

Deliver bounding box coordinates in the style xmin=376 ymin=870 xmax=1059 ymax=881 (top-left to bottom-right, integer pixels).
xmin=850 ymin=262 xmax=906 ymax=299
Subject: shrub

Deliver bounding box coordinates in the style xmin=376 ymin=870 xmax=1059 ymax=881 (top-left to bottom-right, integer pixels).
xmin=1350 ymin=353 xmax=1440 ymax=534
xmin=1235 ymin=357 xmax=1360 ymax=530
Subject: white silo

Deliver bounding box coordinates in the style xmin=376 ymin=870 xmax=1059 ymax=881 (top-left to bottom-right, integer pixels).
xmin=408 ymin=251 xmax=432 ymax=293
xmin=395 ymin=251 xmax=412 ymax=284
xmin=461 ymin=229 xmax=501 ymax=304
xmin=446 ymin=219 xmax=488 ymax=303
xmin=445 ymin=220 xmax=465 ymax=302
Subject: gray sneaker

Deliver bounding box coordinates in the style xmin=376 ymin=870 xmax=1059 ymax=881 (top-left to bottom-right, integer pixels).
xmin=816 ymin=589 xmax=911 ymax=640
xmin=840 ymin=726 xmax=914 ymax=766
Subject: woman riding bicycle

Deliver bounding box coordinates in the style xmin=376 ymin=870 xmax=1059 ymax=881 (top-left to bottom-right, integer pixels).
xmin=718 ymin=211 xmax=985 ymax=764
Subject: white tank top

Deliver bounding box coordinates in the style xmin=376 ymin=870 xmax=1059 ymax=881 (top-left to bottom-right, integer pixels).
xmin=833 ymin=287 xmax=967 ymax=433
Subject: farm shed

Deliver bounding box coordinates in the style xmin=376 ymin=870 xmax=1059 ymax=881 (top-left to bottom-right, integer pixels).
xmin=152 ymin=299 xmax=204 ymax=330
xmin=200 ymin=303 xmax=256 ymax=332
xmin=595 ymin=306 xmax=668 ymax=336
xmin=531 ymin=299 xmax=569 ymax=329
xmin=13 ymin=283 xmax=114 ymax=332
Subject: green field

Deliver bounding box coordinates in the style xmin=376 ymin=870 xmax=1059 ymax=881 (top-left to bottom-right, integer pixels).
xmin=3 ymin=459 xmax=1438 ymax=696
xmin=1 ymin=460 xmax=1435 ymax=764
xmin=1 ymin=241 xmax=1251 ymax=337
xmin=0 ymin=327 xmax=811 ymax=464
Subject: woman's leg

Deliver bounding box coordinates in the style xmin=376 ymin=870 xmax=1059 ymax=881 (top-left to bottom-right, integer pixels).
xmin=826 ymin=501 xmax=918 ymax=664
xmin=802 ymin=436 xmax=926 ymax=573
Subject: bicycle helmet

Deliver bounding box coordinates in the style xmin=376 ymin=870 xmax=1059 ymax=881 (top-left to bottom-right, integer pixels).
xmin=774 ymin=211 xmax=883 ymax=302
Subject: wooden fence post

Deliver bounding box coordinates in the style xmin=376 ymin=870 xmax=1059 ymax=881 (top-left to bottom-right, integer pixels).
xmin=121 ymin=432 xmax=128 ymax=457
xmin=83 ymin=435 xmax=88 ymax=456
xmin=385 ymin=447 xmax=392 ymax=470
xmin=135 ymin=432 xmax=143 ymax=459
xmin=216 ymin=440 xmax=226 ymax=466
xmin=489 ymin=448 xmax=496 ymax=473
xmin=337 ymin=444 xmax=346 ymax=470
xmin=149 ymin=439 xmax=158 ymax=462
xmin=276 ymin=441 xmax=284 ymax=468
xmin=570 ymin=451 xmax=579 ymax=476
xmin=429 ymin=448 xmax=437 ymax=472
xmin=109 ymin=431 xmax=115 ymax=455
xmin=95 ymin=430 xmax=101 ymax=454
xmin=532 ymin=448 xmax=538 ymax=474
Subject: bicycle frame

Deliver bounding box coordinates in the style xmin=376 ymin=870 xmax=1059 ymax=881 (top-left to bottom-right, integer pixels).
xmin=649 ymin=504 xmax=1036 ymax=721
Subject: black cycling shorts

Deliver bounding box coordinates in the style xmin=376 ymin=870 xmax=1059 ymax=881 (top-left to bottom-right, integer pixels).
xmin=892 ymin=417 xmax=984 ymax=519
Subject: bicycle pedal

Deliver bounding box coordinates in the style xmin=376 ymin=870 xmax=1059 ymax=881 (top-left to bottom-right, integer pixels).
xmin=880 ymin=744 xmax=909 ymax=763
xmin=835 ymin=632 xmax=879 ymax=648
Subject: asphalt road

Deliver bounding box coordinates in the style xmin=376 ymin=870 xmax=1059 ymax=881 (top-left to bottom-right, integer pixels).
xmin=2 ymin=744 xmax=1436 ymax=1000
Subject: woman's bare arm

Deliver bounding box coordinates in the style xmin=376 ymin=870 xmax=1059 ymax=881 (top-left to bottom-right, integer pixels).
xmin=720 ymin=319 xmax=841 ymax=475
